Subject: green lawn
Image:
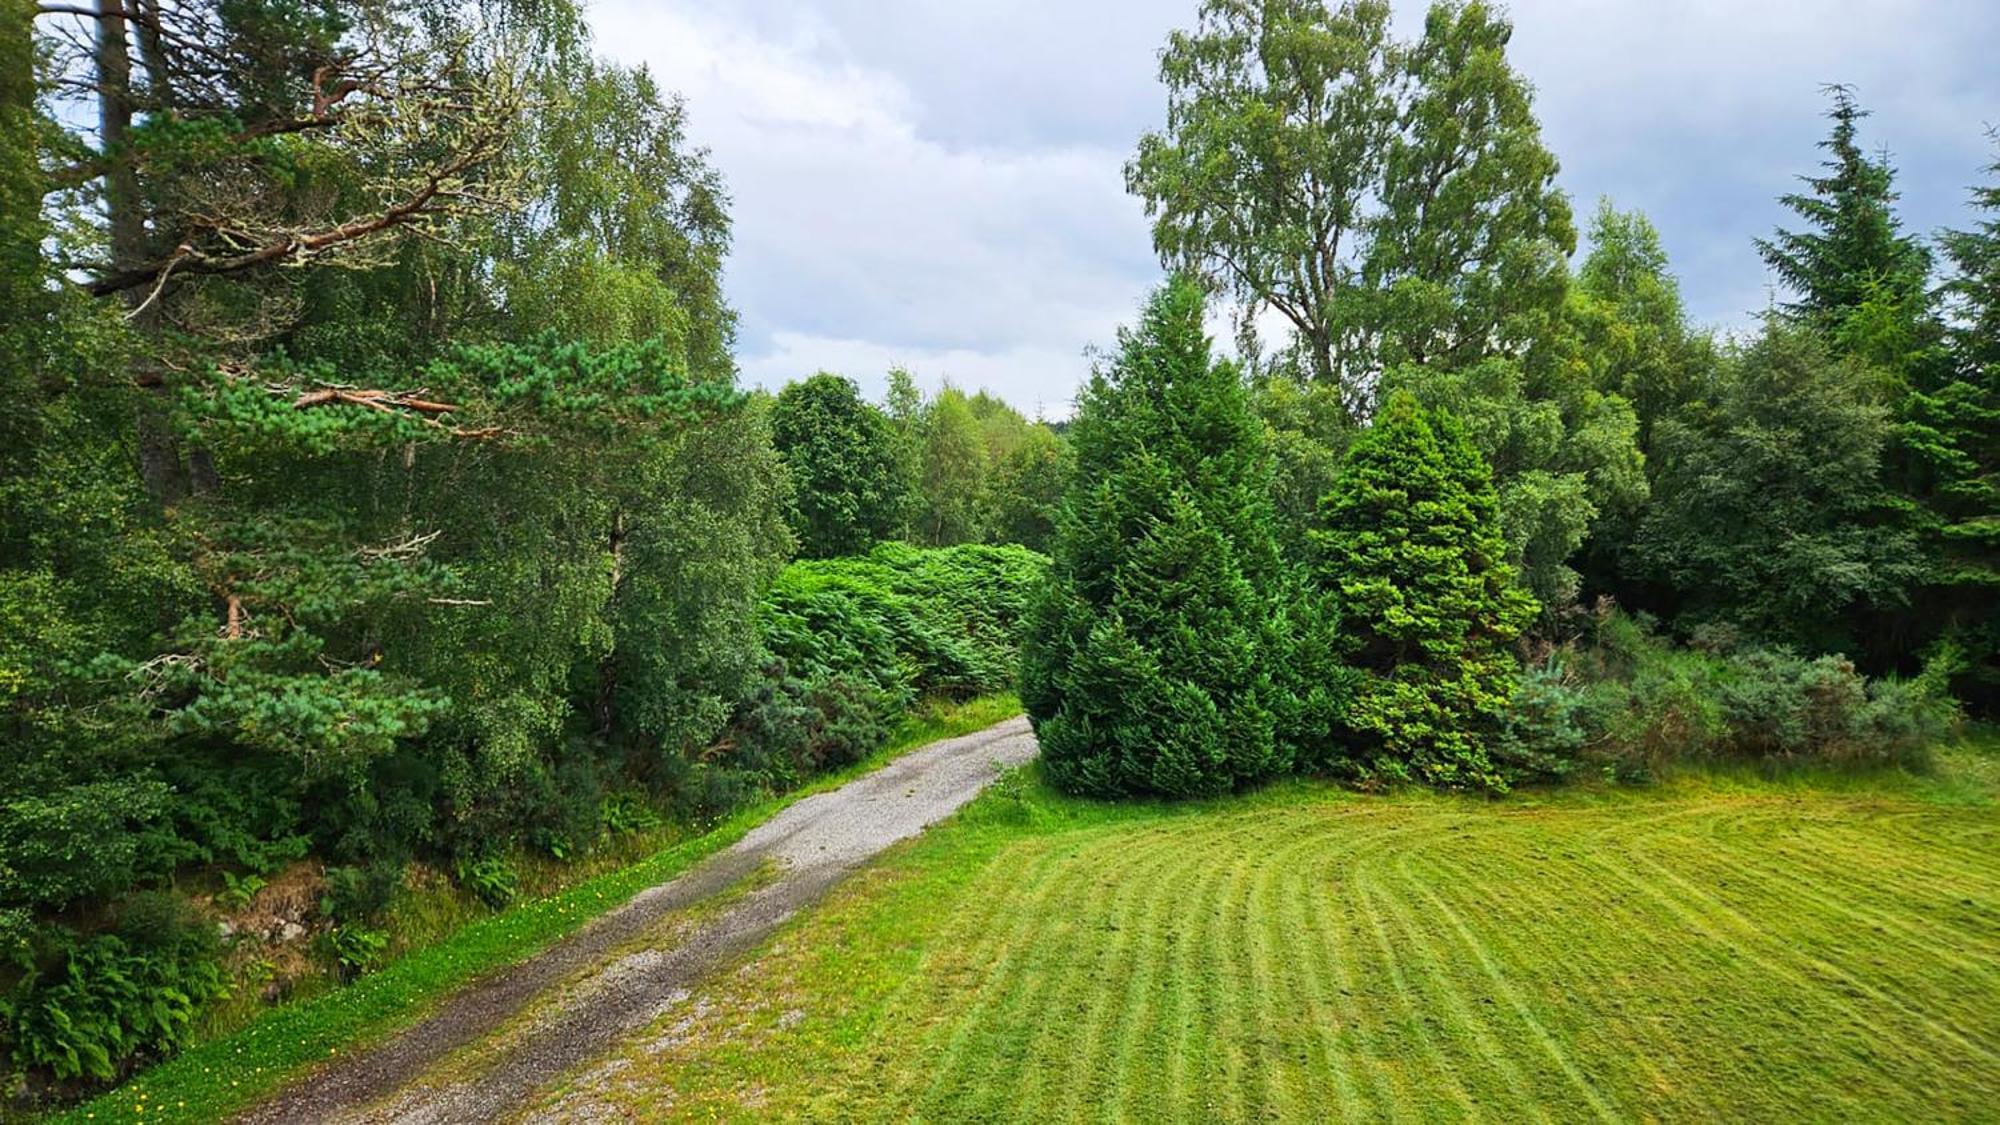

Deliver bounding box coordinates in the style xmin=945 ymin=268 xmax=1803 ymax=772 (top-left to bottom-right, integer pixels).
xmin=535 ymin=746 xmax=2000 ymax=1122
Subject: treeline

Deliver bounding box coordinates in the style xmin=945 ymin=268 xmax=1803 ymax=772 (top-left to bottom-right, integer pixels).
xmin=0 ymin=0 xmax=1047 ymax=1099
xmin=771 ymin=370 xmax=1068 ymax=556
xmin=1030 ymin=0 xmax=1993 ymax=796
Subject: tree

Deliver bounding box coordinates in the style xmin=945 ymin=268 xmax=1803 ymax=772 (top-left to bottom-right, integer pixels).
xmin=770 ymin=374 xmax=912 ymax=557
xmin=493 ymin=56 xmax=734 ymax=373
xmin=1556 ymin=201 xmax=1716 ymax=605
xmin=1309 ymin=391 xmax=1535 ymax=789
xmin=1903 ymin=142 xmax=2000 ymax=711
xmin=1755 ymin=86 xmax=1932 ymax=348
xmin=988 ymin=424 xmax=1069 ymax=551
xmin=1383 ymin=353 xmax=1643 ymax=613
xmin=1127 ymin=0 xmax=1574 ymax=419
xmin=1570 ymin=200 xmax=1715 ymax=449
xmin=1635 ymin=321 xmax=1924 ymax=651
xmin=1252 ymin=371 xmax=1354 ymax=561
xmin=914 ymin=386 xmax=990 ymax=545
xmin=1021 ymin=278 xmax=1288 ymax=797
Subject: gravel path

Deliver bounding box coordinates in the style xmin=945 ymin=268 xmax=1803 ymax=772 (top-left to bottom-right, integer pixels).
xmin=237 ymin=715 xmax=1038 ymax=1125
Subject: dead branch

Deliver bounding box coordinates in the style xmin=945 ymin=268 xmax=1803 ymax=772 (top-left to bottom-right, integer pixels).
xmin=359 ymin=529 xmax=442 ymax=562
xmin=293 ymin=388 xmax=462 ymax=416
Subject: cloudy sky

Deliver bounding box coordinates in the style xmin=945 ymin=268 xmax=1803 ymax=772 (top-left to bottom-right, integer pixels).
xmin=589 ymin=0 xmax=1999 ymax=415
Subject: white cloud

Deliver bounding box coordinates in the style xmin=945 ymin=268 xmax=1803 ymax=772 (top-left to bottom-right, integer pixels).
xmin=586 ymin=1 xmax=2000 ymax=408
xmin=590 ymin=0 xmax=1158 ymax=411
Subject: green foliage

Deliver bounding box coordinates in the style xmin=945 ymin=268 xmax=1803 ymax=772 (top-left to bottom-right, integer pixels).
xmin=214 ymin=873 xmax=266 ymax=913
xmin=770 ymin=374 xmax=913 ymax=557
xmin=1636 ymin=320 xmax=1924 ymax=650
xmin=319 ymin=863 xmax=404 ymax=926
xmin=1252 ymin=373 xmax=1354 ymax=561
xmin=1756 ymin=87 xmax=1932 ymax=331
xmin=987 ymin=423 xmax=1069 ymax=552
xmin=1905 ymin=145 xmax=2000 ymax=713
xmin=913 ymin=387 xmax=990 ymax=546
xmin=321 ymin=926 xmax=390 ymax=980
xmin=1309 ymin=392 xmax=1536 ymax=789
xmin=598 ymin=791 xmax=662 ymax=837
xmin=454 ymin=857 xmax=521 ymax=912
xmin=1515 ymin=611 xmax=1960 ymax=781
xmin=1383 ymin=354 xmax=1644 ymax=610
xmin=760 ymin=543 xmax=1047 ymax=707
xmin=1129 ymin=0 xmax=1574 ymax=414
xmin=1 ymin=896 xmax=226 ymax=1082
xmin=1024 ymin=279 xmax=1292 ymax=797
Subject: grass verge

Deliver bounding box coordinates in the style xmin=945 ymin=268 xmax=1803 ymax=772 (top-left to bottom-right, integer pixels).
xmin=55 ymin=693 xmax=1020 ymax=1125
xmin=533 ymin=741 xmax=2000 ymax=1123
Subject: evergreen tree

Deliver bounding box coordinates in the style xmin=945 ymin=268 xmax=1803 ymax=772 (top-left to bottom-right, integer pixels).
xmin=1636 ymin=321 xmax=1924 ymax=651
xmin=1756 ymin=86 xmax=1932 ymax=335
xmin=769 ymin=374 xmax=913 ymax=557
xmin=1309 ymin=392 xmax=1535 ymax=789
xmin=1021 ymin=279 xmax=1289 ymax=797
xmin=1905 ymin=145 xmax=2000 ymax=711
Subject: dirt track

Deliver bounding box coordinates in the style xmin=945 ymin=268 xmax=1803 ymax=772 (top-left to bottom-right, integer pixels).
xmin=235 ymin=715 xmax=1039 ymax=1124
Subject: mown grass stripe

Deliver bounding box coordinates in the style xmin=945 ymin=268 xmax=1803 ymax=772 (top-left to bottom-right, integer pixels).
xmin=544 ymin=773 xmax=2000 ymax=1124
xmin=1621 ymin=825 xmax=2000 ymax=1069
xmin=1391 ymin=847 xmax=1621 ymax=1123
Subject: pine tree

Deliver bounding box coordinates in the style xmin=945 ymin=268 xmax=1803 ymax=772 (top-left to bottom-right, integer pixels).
xmin=1905 ymin=145 xmax=2000 ymax=712
xmin=1309 ymin=392 xmax=1535 ymax=789
xmin=1021 ymin=278 xmax=1290 ymax=797
xmin=1756 ymin=86 xmax=1931 ymax=333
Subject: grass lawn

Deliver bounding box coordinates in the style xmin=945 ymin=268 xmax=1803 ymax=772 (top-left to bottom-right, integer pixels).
xmin=536 ymin=739 xmax=2000 ymax=1122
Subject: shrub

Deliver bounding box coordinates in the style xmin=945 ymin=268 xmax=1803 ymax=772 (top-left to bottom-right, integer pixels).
xmin=321 ymin=925 xmax=389 ymax=980
xmin=454 ymin=856 xmax=521 ymax=911
xmin=1496 ymin=661 xmax=1589 ymax=782
xmin=0 ymin=895 xmax=225 ymax=1083
xmin=1023 ymin=278 xmax=1290 ymax=798
xmin=599 ymin=790 xmax=662 ymax=837
xmin=319 ymin=862 xmax=404 ymax=925
xmin=759 ymin=542 xmax=1046 ymax=703
xmin=1308 ymin=392 xmax=1537 ymax=790
xmin=1540 ymin=608 xmax=1955 ymax=776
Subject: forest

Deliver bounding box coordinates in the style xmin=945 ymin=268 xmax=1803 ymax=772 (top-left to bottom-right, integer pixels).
xmin=0 ymin=0 xmax=1994 ymax=1114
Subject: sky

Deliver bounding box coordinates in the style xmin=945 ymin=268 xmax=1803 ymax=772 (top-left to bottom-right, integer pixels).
xmin=588 ymin=0 xmax=2000 ymax=416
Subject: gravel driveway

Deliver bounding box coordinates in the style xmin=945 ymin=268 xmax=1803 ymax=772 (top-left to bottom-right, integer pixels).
xmin=236 ymin=715 xmax=1039 ymax=1124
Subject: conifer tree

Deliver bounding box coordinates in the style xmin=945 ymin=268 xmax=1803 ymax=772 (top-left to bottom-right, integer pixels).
xmin=1309 ymin=392 xmax=1535 ymax=789
xmin=1021 ymin=278 xmax=1289 ymax=797
xmin=1756 ymin=86 xmax=1932 ymax=334
xmin=1906 ymin=145 xmax=2000 ymax=711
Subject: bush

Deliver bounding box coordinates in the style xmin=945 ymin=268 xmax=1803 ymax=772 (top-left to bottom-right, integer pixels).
xmin=1528 ymin=608 xmax=1955 ymax=777
xmin=454 ymin=856 xmax=521 ymax=911
xmin=1496 ymin=661 xmax=1589 ymax=782
xmin=319 ymin=862 xmax=404 ymax=925
xmin=759 ymin=542 xmax=1046 ymax=704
